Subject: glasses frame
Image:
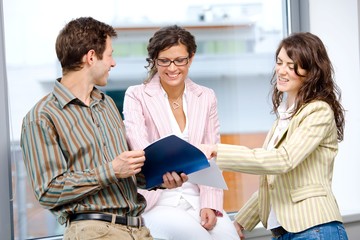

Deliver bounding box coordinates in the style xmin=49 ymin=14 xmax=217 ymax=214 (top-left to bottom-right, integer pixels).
xmin=155 ymin=56 xmax=189 ymax=67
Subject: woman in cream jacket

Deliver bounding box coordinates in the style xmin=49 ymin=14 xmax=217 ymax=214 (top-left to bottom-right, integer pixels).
xmin=201 ymin=32 xmax=348 ymax=240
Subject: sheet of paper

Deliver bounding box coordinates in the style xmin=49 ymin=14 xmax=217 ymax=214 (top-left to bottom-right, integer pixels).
xmin=188 ymin=159 xmax=228 ymax=190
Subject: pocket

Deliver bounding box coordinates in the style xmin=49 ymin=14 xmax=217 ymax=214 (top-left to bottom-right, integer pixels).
xmin=139 ymin=226 xmax=153 ymax=240
xmin=290 ymin=184 xmax=327 ymax=203
xmin=74 ymin=221 xmax=111 ymax=240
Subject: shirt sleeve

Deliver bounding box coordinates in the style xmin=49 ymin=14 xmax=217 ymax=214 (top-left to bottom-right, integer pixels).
xmin=20 ymin=118 xmax=118 ymax=209
xmin=199 ymin=89 xmax=224 ymax=213
xmin=216 ymin=102 xmax=335 ymax=175
xmin=234 ymin=191 xmax=261 ymax=230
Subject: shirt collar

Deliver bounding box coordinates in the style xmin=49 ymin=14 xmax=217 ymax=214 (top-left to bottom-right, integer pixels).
xmin=277 ymin=101 xmax=295 ymax=120
xmin=161 ymin=84 xmax=187 ymax=99
xmin=53 ymin=78 xmax=105 ymax=108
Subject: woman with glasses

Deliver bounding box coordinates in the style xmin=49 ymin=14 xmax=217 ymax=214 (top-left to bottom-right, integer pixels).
xmin=123 ymin=25 xmax=239 ymax=240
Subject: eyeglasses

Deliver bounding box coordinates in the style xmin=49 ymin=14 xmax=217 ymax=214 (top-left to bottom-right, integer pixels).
xmin=155 ymin=57 xmax=189 ymax=67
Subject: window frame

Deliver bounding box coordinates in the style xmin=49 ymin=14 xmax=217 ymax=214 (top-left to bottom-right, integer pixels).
xmin=0 ymin=0 xmax=14 ymax=239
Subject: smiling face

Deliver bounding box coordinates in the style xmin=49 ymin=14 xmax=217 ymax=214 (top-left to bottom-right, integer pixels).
xmin=92 ymin=36 xmax=116 ymax=87
xmin=156 ymin=43 xmax=193 ymax=90
xmin=275 ymin=47 xmax=307 ymax=105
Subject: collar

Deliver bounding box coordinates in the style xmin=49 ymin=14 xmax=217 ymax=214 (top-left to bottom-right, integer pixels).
xmin=277 ymin=101 xmax=295 ymax=120
xmin=160 ymin=84 xmax=188 ymax=99
xmin=53 ymin=78 xmax=105 ymax=108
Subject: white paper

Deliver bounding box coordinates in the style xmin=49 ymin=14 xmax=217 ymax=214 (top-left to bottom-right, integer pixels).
xmin=187 ymin=160 xmax=228 ymax=190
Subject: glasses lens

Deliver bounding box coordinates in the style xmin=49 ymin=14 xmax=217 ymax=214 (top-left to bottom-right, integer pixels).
xmin=156 ymin=57 xmax=189 ymax=66
xmin=156 ymin=59 xmax=171 ymax=66
xmin=174 ymin=58 xmax=188 ymax=66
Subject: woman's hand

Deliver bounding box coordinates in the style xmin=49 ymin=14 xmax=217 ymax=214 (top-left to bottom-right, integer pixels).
xmin=197 ymin=144 xmax=218 ymax=159
xmin=200 ymin=208 xmax=217 ymax=230
xmin=234 ymin=221 xmax=245 ymax=239
xmin=161 ymin=172 xmax=188 ymax=189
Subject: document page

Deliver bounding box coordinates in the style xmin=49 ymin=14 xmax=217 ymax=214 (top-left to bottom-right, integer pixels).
xmin=188 ymin=159 xmax=228 ymax=190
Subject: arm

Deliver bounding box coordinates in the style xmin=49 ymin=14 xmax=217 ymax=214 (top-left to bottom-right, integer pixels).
xmin=20 ymin=119 xmax=119 ymax=209
xmin=123 ymin=86 xmax=153 ymax=151
xmin=234 ymin=191 xmax=261 ymax=231
xmin=122 ymin=86 xmax=153 ymax=190
xmin=197 ymin=89 xmax=223 ymax=228
xmin=123 ymin=87 xmax=186 ymax=191
xmin=216 ymin=102 xmax=335 ymax=175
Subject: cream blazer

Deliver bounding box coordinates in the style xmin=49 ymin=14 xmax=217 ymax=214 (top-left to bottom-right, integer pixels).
xmin=216 ymin=101 xmax=343 ymax=233
xmin=123 ymin=74 xmax=223 ymax=213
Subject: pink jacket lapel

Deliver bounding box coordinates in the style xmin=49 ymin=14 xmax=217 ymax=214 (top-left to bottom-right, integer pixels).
xmin=143 ymin=76 xmax=172 ymax=137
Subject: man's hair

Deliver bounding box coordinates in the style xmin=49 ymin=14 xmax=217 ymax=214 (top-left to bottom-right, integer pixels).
xmin=55 ymin=17 xmax=117 ymax=74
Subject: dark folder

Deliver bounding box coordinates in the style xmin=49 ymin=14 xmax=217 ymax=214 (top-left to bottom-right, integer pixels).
xmin=142 ymin=135 xmax=210 ymax=189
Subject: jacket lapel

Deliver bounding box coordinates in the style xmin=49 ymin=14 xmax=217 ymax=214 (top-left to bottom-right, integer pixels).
xmin=143 ymin=76 xmax=172 ymax=137
xmin=186 ymin=79 xmax=205 ymax=144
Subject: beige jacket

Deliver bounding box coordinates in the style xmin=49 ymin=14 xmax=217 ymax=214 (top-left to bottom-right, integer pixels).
xmin=216 ymin=101 xmax=343 ymax=233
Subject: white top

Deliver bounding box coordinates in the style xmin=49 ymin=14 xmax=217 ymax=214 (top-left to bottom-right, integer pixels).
xmin=267 ymin=101 xmax=294 ymax=229
xmin=156 ymin=86 xmax=201 ymax=210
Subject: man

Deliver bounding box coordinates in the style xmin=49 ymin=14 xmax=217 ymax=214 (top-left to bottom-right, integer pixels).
xmin=20 ymin=17 xmax=187 ymax=240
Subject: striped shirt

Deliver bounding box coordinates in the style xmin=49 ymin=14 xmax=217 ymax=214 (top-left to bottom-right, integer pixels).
xmin=20 ymin=79 xmax=146 ymax=224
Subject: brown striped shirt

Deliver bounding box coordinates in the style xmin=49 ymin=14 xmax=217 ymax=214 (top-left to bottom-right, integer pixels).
xmin=20 ymin=79 xmax=146 ymax=224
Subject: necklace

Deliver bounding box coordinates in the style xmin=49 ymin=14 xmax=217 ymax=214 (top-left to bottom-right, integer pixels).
xmin=171 ymin=96 xmax=181 ymax=110
xmin=169 ymin=93 xmax=183 ymax=110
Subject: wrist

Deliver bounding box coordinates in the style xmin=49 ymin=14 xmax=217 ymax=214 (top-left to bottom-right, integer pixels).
xmin=213 ymin=209 xmax=223 ymax=217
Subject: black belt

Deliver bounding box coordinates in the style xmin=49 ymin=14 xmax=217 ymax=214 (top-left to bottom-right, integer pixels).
xmin=270 ymin=226 xmax=288 ymax=238
xmin=69 ymin=213 xmax=144 ymax=228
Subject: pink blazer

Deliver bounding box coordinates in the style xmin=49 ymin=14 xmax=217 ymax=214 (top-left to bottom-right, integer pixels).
xmin=123 ymin=74 xmax=224 ymax=213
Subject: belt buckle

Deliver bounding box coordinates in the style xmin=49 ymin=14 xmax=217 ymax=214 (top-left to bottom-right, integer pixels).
xmin=271 ymin=232 xmax=280 ymax=239
xmin=127 ymin=216 xmax=141 ymax=228
xmin=271 ymin=227 xmax=286 ymax=239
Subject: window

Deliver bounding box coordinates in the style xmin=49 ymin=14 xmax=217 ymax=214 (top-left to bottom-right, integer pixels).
xmin=3 ymin=0 xmax=290 ymax=238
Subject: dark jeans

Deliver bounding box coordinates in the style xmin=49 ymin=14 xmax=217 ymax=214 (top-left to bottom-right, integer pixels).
xmin=272 ymin=221 xmax=348 ymax=240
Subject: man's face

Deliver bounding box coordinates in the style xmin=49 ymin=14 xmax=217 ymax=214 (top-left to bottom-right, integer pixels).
xmin=92 ymin=36 xmax=116 ymax=87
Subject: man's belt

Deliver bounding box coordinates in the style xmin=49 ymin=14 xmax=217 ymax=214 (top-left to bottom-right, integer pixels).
xmin=69 ymin=213 xmax=144 ymax=228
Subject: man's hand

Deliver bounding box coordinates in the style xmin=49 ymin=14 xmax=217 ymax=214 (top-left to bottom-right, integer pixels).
xmin=161 ymin=172 xmax=188 ymax=189
xmin=234 ymin=221 xmax=245 ymax=239
xmin=112 ymin=150 xmax=145 ymax=178
xmin=197 ymin=144 xmax=218 ymax=160
xmin=200 ymin=208 xmax=217 ymax=230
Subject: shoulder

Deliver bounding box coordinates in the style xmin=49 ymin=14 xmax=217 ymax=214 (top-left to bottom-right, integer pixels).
xmin=298 ymin=100 xmax=333 ymax=114
xmin=22 ymin=93 xmax=55 ymax=126
xmin=124 ymin=84 xmax=147 ymax=98
xmin=295 ymin=100 xmax=334 ymax=121
xmin=186 ymin=78 xmax=216 ymax=97
xmin=125 ymin=84 xmax=145 ymax=93
xmin=27 ymin=94 xmax=55 ymax=119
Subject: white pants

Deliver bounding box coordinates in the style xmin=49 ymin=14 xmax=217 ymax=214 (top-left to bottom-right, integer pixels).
xmin=143 ymin=198 xmax=239 ymax=240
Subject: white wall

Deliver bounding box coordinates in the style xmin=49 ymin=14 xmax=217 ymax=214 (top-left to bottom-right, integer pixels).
xmin=309 ymin=0 xmax=360 ymax=214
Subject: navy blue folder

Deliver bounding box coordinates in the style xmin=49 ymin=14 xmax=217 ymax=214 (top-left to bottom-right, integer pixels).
xmin=143 ymin=135 xmax=210 ymax=189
